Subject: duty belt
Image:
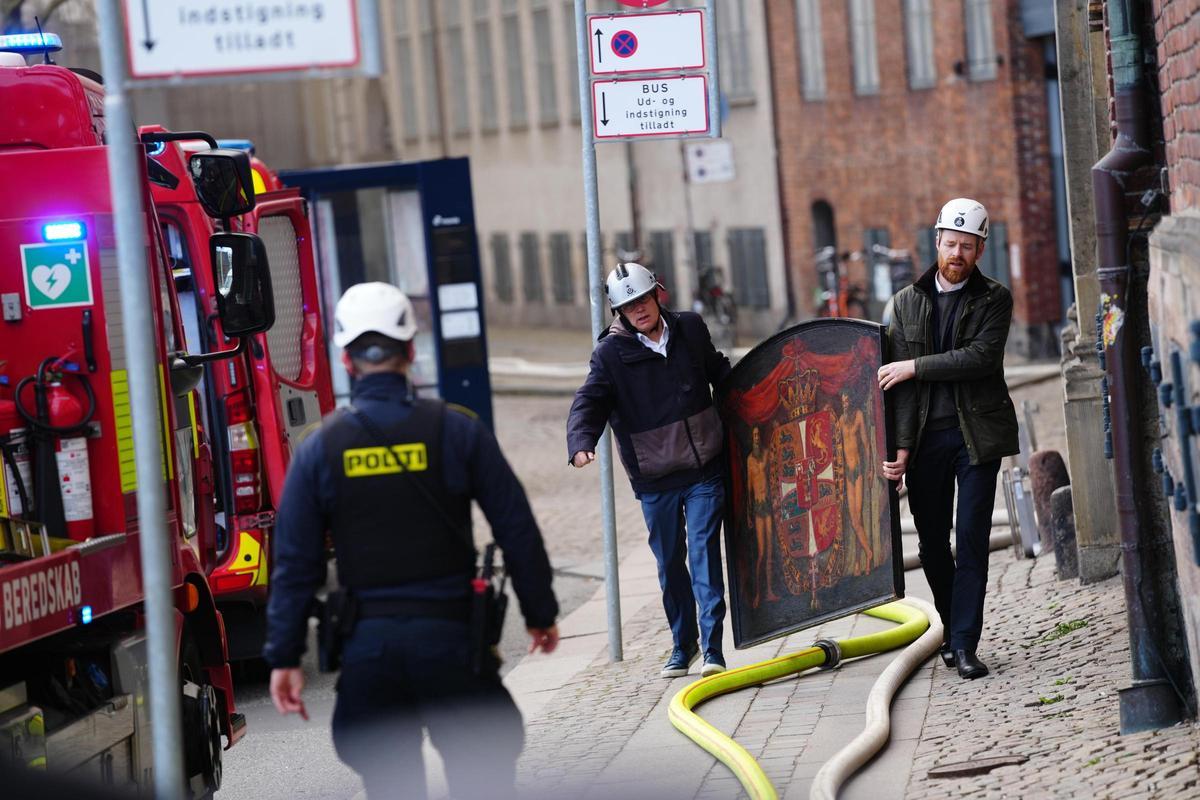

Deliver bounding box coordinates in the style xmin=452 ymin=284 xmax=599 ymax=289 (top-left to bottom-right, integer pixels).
xmin=356 ymin=597 xmax=472 ymax=622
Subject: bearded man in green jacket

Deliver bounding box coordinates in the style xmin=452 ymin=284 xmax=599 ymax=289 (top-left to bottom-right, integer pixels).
xmin=877 ymin=198 xmax=1019 ymax=681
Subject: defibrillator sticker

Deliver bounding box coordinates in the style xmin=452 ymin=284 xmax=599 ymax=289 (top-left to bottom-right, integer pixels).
xmin=343 ymin=444 xmax=429 ymax=477
xmin=20 ymin=242 xmax=94 ymax=310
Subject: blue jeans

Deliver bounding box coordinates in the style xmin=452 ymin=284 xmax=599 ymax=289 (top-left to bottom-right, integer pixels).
xmin=639 ymin=474 xmax=727 ymax=656
xmin=331 ymin=616 xmax=523 ymax=799
xmin=907 ymin=426 xmax=1002 ymax=652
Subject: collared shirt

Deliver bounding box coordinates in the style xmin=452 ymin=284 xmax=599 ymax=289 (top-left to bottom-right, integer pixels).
xmin=934 ymin=270 xmax=968 ymax=293
xmin=635 ymin=317 xmax=670 ymax=357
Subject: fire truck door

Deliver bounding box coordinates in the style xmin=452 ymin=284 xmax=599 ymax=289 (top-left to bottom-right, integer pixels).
xmin=247 ymin=196 xmax=334 ymax=507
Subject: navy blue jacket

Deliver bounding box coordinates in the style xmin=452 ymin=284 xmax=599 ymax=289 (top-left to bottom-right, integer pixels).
xmin=567 ymin=310 xmax=732 ymax=495
xmin=264 ymin=372 xmax=558 ymax=669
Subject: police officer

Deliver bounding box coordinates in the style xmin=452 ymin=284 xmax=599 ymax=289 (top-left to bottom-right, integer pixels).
xmin=264 ymin=282 xmax=559 ymax=799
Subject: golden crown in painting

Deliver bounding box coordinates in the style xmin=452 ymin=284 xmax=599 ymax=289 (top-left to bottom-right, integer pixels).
xmin=779 ymin=368 xmax=819 ymax=419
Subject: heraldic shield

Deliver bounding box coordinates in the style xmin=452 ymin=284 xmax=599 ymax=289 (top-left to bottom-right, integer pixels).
xmin=717 ymin=319 xmax=903 ymax=648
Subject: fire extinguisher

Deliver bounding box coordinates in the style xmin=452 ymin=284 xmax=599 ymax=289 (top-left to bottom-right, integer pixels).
xmin=15 ymin=357 xmax=96 ymax=540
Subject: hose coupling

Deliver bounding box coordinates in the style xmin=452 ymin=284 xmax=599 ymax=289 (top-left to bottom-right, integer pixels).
xmin=812 ymin=638 xmax=842 ymax=671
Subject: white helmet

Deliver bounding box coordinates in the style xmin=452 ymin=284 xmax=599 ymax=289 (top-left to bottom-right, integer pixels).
xmin=333 ymin=282 xmax=418 ymax=348
xmin=605 ymin=262 xmax=659 ymax=310
xmin=935 ymin=198 xmax=989 ymax=240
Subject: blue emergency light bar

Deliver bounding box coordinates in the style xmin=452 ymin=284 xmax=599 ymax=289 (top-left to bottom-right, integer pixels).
xmin=0 ymin=32 xmax=63 ymax=54
xmin=80 ymin=605 xmax=93 ymax=625
xmin=43 ymin=221 xmax=85 ymax=241
xmin=217 ymin=139 xmax=256 ymax=154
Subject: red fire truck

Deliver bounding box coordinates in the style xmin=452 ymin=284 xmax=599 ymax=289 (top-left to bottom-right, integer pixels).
xmin=142 ymin=128 xmax=334 ymax=662
xmin=0 ymin=34 xmax=263 ymax=795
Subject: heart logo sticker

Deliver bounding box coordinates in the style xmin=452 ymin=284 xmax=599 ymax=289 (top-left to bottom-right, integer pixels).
xmin=31 ymin=263 xmax=72 ymax=300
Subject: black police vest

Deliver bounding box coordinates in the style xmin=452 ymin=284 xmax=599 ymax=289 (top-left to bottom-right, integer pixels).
xmin=321 ymin=400 xmax=475 ymax=590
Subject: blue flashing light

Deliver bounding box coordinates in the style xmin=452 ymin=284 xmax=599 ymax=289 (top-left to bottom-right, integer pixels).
xmin=80 ymin=605 xmax=93 ymax=625
xmin=0 ymin=32 xmax=63 ymax=54
xmin=217 ymin=138 xmax=256 ymax=154
xmin=145 ymin=141 xmax=167 ymax=157
xmin=43 ymin=221 xmax=85 ymax=241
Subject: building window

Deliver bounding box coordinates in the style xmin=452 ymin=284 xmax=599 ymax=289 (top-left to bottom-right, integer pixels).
xmin=563 ymin=1 xmax=580 ymax=120
xmin=394 ymin=2 xmax=420 ymax=141
xmin=648 ymin=231 xmax=677 ymax=297
xmin=418 ymin=0 xmax=442 ymax=138
xmin=531 ymin=0 xmax=559 ymax=124
xmin=520 ymin=232 xmax=544 ymax=303
xmin=444 ymin=1 xmax=470 ymax=135
xmin=490 ymin=233 xmax=513 ymax=303
xmin=904 ymin=0 xmax=936 ymax=90
xmin=916 ymin=226 xmax=937 ymax=268
xmin=795 ymin=0 xmax=826 ymax=101
xmin=977 ymin=222 xmax=1009 ymax=285
xmin=549 ymin=232 xmax=574 ymax=304
xmin=729 ymin=228 xmax=770 ymax=309
xmin=613 ymin=231 xmax=635 ymax=261
xmin=718 ymin=0 xmax=754 ymax=100
xmin=693 ymin=230 xmax=714 ymax=272
xmin=502 ymin=0 xmax=528 ymax=128
xmin=964 ymin=0 xmax=997 ymax=81
xmin=473 ymin=0 xmax=499 ymax=132
xmin=849 ymin=0 xmax=880 ymax=96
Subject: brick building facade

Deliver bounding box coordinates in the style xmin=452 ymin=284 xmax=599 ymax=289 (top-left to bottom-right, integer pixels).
xmin=765 ymin=0 xmax=1065 ymax=356
xmin=1145 ymin=0 xmax=1200 ymax=708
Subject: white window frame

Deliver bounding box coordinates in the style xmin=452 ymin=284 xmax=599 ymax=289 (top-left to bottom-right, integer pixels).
xmin=795 ymin=0 xmax=826 ymax=101
xmin=849 ymin=0 xmax=880 ymax=96
xmin=965 ymin=0 xmax=998 ymax=81
xmin=473 ymin=0 xmax=499 ymax=132
xmin=904 ymin=0 xmax=936 ymax=90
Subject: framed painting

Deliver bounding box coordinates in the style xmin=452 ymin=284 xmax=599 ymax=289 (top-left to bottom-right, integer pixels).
xmin=718 ymin=319 xmax=903 ymax=648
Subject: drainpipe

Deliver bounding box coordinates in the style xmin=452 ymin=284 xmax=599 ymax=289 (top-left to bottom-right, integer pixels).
xmin=1091 ymin=0 xmax=1185 ymax=733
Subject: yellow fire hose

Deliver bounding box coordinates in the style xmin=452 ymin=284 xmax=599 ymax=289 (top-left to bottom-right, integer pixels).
xmin=668 ymin=600 xmax=936 ymax=800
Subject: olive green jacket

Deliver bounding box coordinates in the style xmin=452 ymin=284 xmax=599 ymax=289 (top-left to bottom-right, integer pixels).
xmin=886 ymin=264 xmax=1019 ymax=465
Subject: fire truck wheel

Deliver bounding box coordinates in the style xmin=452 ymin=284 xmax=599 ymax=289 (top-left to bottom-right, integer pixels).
xmin=180 ymin=630 xmax=223 ymax=799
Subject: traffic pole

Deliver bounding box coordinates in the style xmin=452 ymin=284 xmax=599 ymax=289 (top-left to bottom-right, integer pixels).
xmin=704 ymin=0 xmax=721 ymax=139
xmin=575 ymin=0 xmax=623 ymax=662
xmin=94 ymin=1 xmax=185 ymax=796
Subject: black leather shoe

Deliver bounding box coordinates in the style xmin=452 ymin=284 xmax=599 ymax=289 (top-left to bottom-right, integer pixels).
xmin=939 ymin=643 xmax=955 ymax=668
xmin=954 ymin=649 xmax=989 ymax=679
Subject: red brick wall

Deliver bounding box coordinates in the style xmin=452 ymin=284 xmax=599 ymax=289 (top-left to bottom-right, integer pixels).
xmin=766 ymin=0 xmax=1061 ymax=340
xmin=1152 ymin=0 xmax=1200 ymax=212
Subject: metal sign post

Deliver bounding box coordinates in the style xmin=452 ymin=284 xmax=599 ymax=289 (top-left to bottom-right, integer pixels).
xmin=575 ymin=0 xmax=622 ymax=662
xmin=95 ymin=1 xmax=184 ymax=796
xmin=575 ymin=0 xmax=721 ymax=662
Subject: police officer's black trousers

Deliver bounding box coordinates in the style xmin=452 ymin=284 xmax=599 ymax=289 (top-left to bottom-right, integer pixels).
xmin=906 ymin=426 xmax=1002 ymax=653
xmin=331 ymin=616 xmax=524 ymax=800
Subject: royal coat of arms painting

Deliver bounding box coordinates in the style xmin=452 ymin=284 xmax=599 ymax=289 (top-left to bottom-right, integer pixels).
xmin=717 ymin=320 xmax=903 ymax=648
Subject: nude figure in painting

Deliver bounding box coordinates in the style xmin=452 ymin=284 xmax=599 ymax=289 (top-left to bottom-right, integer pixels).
xmin=746 ymin=426 xmax=780 ymax=607
xmin=840 ymin=392 xmax=873 ymax=575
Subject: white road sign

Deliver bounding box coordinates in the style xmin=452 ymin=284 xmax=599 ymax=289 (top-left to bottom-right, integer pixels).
xmin=592 ymin=75 xmax=710 ymax=140
xmin=588 ymin=10 xmax=705 ymax=75
xmin=122 ymin=0 xmax=360 ymax=79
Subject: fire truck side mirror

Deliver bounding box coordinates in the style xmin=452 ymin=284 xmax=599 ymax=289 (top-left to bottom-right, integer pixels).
xmin=189 ymin=149 xmax=257 ymax=218
xmin=210 ymin=232 xmax=275 ymax=336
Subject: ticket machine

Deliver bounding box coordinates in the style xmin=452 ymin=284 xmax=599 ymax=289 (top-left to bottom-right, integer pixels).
xmin=280 ymin=158 xmax=494 ymax=430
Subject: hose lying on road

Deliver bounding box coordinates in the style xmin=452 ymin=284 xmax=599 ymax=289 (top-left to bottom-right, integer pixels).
xmin=809 ymin=597 xmax=943 ymax=800
xmin=668 ymin=600 xmax=932 ymax=800
xmin=901 ymin=529 xmax=1014 ymax=571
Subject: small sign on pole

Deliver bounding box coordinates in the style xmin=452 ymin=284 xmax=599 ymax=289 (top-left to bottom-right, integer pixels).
xmin=122 ymin=0 xmax=361 ymax=78
xmin=588 ymin=10 xmax=705 ymax=76
xmin=592 ymin=75 xmax=710 ymax=140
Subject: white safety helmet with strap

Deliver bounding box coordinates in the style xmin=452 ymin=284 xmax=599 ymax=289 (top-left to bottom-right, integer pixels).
xmin=935 ymin=198 xmax=989 ymax=241
xmin=333 ymin=282 xmax=418 ymax=348
xmin=605 ymin=262 xmax=660 ymax=311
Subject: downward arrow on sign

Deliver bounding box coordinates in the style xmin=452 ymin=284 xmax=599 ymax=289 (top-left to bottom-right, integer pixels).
xmin=600 ymin=92 xmax=609 ymax=126
xmin=141 ymin=0 xmax=156 ymax=50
